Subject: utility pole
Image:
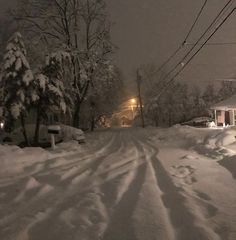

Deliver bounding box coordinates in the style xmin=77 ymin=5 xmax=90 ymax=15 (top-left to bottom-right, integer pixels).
xmin=137 ymin=69 xmax=145 ymax=128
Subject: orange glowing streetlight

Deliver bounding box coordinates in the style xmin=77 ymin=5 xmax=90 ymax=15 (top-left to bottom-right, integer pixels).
xmin=130 ymin=98 xmax=136 ymax=104
xmin=130 ymin=98 xmax=136 ymax=120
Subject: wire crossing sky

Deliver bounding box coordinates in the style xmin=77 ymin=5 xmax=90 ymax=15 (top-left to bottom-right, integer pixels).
xmin=159 ymin=0 xmax=235 ymax=85
xmin=151 ymin=0 xmax=209 ymax=77
xmin=107 ymin=0 xmax=236 ymax=89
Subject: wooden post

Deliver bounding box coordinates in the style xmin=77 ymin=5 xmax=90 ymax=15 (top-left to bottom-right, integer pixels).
xmin=137 ymin=69 xmax=145 ymax=128
xmin=48 ymin=125 xmax=61 ymax=150
xmin=50 ymin=134 xmax=56 ymax=150
xmin=233 ymin=110 xmax=235 ymax=126
xmin=214 ymin=110 xmax=217 ymax=126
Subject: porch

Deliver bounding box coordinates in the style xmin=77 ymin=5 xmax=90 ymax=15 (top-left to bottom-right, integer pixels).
xmin=211 ymin=94 xmax=236 ymax=126
xmin=213 ymin=109 xmax=236 ymax=126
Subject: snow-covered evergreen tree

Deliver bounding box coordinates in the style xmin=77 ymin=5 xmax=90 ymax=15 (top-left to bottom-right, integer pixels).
xmin=33 ymin=53 xmax=71 ymax=143
xmin=2 ymin=32 xmax=33 ymax=144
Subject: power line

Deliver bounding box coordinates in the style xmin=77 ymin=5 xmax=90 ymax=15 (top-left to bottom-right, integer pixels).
xmin=160 ymin=0 xmax=234 ymax=83
xmin=150 ymin=45 xmax=182 ymax=76
xmin=151 ymin=0 xmax=209 ymax=76
xmin=183 ymin=0 xmax=208 ymax=43
xmin=186 ymin=42 xmax=236 ymax=46
xmin=156 ymin=6 xmax=236 ymax=100
xmin=216 ymin=78 xmax=236 ymax=81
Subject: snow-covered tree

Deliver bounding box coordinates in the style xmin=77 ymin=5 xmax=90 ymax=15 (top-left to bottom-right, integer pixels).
xmin=12 ymin=0 xmax=114 ymax=128
xmin=2 ymin=32 xmax=34 ymax=144
xmin=218 ymin=81 xmax=236 ymax=101
xmin=189 ymin=86 xmax=207 ymax=118
xmin=32 ymin=53 xmax=71 ymax=144
xmin=80 ymin=65 xmax=124 ymax=131
xmin=144 ymin=81 xmax=190 ymax=126
xmin=202 ymin=84 xmax=216 ymax=106
xmin=202 ymin=83 xmax=218 ymax=118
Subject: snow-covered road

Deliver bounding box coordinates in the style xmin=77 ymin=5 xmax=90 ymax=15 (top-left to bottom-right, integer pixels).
xmin=0 ymin=127 xmax=236 ymax=240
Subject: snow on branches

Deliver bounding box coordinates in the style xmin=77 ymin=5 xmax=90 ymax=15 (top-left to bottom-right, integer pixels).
xmin=33 ymin=52 xmax=72 ymax=116
xmin=2 ymin=32 xmax=34 ymax=120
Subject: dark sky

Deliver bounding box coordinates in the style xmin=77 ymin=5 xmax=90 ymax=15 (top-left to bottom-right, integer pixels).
xmin=107 ymin=0 xmax=236 ymax=88
xmin=1 ymin=0 xmax=236 ymax=88
xmin=0 ymin=0 xmax=13 ymax=13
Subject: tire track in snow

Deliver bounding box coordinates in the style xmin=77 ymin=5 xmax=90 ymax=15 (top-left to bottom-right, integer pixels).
xmin=131 ymin=138 xmax=175 ymax=240
xmin=89 ymin=130 xmax=142 ymax=239
xmin=101 ymin=131 xmax=172 ymax=240
xmin=32 ymin=132 xmax=118 ymax=177
xmin=143 ymin=140 xmax=221 ymax=240
xmin=0 ymin=131 xmax=123 ymax=240
xmin=1 ymin=128 xmax=224 ymax=240
xmin=102 ymin=163 xmax=147 ymax=240
xmin=22 ymin=131 xmax=127 ymax=240
xmin=0 ymin=131 xmax=116 ymax=188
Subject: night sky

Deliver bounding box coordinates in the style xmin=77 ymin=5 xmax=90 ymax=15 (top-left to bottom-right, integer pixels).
xmin=107 ymin=0 xmax=236 ymax=88
xmin=1 ymin=0 xmax=236 ymax=88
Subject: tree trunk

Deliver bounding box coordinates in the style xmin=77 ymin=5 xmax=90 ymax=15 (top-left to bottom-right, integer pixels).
xmin=90 ymin=102 xmax=96 ymax=132
xmin=137 ymin=70 xmax=145 ymax=128
xmin=73 ymin=101 xmax=81 ymax=128
xmin=168 ymin=112 xmax=172 ymax=127
xmin=90 ymin=117 xmax=95 ymax=131
xmin=20 ymin=113 xmax=29 ymax=146
xmin=34 ymin=104 xmax=42 ymax=145
xmin=155 ymin=116 xmax=159 ymax=127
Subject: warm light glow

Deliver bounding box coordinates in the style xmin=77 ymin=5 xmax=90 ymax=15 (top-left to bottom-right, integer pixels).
xmin=130 ymin=98 xmax=136 ymax=104
xmin=0 ymin=122 xmax=4 ymax=129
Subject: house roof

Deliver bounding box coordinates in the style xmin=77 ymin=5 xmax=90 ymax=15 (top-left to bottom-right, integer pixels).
xmin=211 ymin=94 xmax=236 ymax=110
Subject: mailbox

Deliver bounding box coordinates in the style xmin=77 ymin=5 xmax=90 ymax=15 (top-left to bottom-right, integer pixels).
xmin=48 ymin=125 xmax=61 ymax=134
xmin=47 ymin=125 xmax=61 ymax=150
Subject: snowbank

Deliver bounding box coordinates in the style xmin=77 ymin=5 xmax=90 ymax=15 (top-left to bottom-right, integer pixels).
xmin=153 ymin=125 xmax=236 ymax=149
xmin=2 ymin=124 xmax=85 ymax=144
xmin=0 ymin=139 xmax=83 ymax=178
xmin=204 ymin=128 xmax=236 ymax=148
xmin=150 ymin=125 xmax=216 ymax=148
xmin=0 ymin=144 xmax=50 ymax=176
xmin=149 ymin=124 xmax=236 ymax=171
xmin=60 ymin=124 xmax=85 ymax=142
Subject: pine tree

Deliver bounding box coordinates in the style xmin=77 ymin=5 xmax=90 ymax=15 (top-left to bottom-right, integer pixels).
xmin=33 ymin=53 xmax=70 ymax=144
xmin=2 ymin=32 xmax=33 ymax=144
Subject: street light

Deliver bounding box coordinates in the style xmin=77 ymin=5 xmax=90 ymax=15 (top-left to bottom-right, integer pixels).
xmin=130 ymin=98 xmax=136 ymax=104
xmin=130 ymin=98 xmax=136 ymax=120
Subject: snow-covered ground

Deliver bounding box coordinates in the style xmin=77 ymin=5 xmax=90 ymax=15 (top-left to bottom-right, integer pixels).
xmin=0 ymin=126 xmax=236 ymax=240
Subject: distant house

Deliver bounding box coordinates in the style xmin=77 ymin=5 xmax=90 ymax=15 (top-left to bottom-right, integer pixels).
xmin=121 ymin=116 xmax=132 ymax=126
xmin=111 ymin=99 xmax=139 ymax=127
xmin=211 ymin=94 xmax=236 ymax=126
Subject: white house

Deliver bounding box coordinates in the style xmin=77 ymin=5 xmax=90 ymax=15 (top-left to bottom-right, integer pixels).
xmin=211 ymin=94 xmax=236 ymax=126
